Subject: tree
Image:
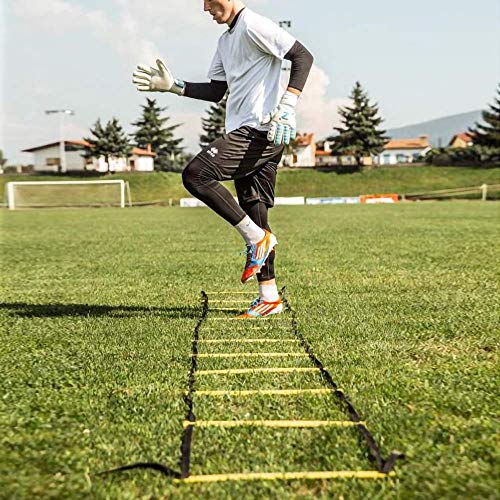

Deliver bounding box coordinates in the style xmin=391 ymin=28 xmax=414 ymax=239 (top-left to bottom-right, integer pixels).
xmin=131 ymin=98 xmax=185 ymax=171
xmin=200 ymin=93 xmax=228 ymax=148
xmin=0 ymin=149 xmax=7 ymax=168
xmin=83 ymin=118 xmax=132 ymax=173
xmin=331 ymin=82 xmax=387 ymax=168
xmin=469 ymin=84 xmax=500 ymax=162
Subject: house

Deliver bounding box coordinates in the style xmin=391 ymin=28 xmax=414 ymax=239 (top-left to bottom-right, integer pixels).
xmin=281 ymin=133 xmax=316 ymax=167
xmin=315 ymin=139 xmax=373 ymax=167
xmin=22 ymin=140 xmax=155 ymax=173
xmin=449 ymin=132 xmax=474 ymax=148
xmin=379 ymin=136 xmax=431 ymax=165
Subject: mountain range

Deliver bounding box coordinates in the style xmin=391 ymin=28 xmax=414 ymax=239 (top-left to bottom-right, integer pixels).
xmin=387 ymin=110 xmax=483 ymax=147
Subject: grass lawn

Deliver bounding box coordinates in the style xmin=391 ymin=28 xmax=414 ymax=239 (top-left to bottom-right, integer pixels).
xmin=1 ymin=202 xmax=498 ymax=498
xmin=1 ymin=165 xmax=499 ymax=204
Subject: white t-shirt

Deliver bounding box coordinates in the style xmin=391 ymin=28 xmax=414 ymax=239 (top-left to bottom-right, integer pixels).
xmin=207 ymin=8 xmax=296 ymax=134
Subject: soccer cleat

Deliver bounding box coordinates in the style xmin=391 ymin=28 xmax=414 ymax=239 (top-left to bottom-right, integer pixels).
xmin=240 ymin=230 xmax=277 ymax=284
xmin=237 ymin=297 xmax=283 ymax=319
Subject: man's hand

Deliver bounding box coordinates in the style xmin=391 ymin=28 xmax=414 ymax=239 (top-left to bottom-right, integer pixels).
xmin=263 ymin=91 xmax=298 ymax=146
xmin=132 ymin=59 xmax=185 ymax=95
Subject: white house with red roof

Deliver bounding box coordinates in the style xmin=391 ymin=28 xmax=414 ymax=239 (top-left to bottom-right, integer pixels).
xmin=22 ymin=140 xmax=155 ymax=173
xmin=379 ymin=136 xmax=432 ymax=165
xmin=449 ymin=132 xmax=474 ymax=148
xmin=281 ymin=133 xmax=316 ymax=167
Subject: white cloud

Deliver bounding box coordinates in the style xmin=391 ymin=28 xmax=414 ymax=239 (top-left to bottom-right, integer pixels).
xmin=296 ymin=65 xmax=348 ymax=141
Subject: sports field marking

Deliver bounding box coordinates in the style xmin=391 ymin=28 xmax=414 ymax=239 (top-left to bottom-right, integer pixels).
xmin=194 ymin=388 xmax=333 ymax=397
xmin=206 ymin=291 xmax=257 ymax=295
xmin=198 ymin=338 xmax=299 ymax=344
xmin=195 ymin=352 xmax=307 ymax=358
xmin=197 ymin=367 xmax=321 ymax=375
xmin=183 ymin=420 xmax=364 ymax=428
xmin=174 ymin=470 xmax=395 ymax=483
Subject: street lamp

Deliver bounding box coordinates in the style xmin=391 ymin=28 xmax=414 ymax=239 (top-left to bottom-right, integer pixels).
xmin=279 ymin=21 xmax=292 ymax=72
xmin=45 ymin=109 xmax=74 ymax=173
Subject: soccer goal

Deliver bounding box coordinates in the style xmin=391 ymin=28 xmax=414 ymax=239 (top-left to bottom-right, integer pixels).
xmin=5 ymin=180 xmax=132 ymax=210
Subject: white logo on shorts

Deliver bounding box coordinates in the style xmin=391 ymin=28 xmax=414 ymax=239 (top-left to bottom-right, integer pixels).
xmin=206 ymin=147 xmax=218 ymax=158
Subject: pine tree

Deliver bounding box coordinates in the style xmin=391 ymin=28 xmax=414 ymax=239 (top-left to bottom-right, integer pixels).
xmin=200 ymin=93 xmax=228 ymax=148
xmin=0 ymin=149 xmax=7 ymax=168
xmin=131 ymin=98 xmax=185 ymax=171
xmin=469 ymin=84 xmax=500 ymax=161
xmin=332 ymin=82 xmax=387 ymax=168
xmin=83 ymin=118 xmax=132 ymax=173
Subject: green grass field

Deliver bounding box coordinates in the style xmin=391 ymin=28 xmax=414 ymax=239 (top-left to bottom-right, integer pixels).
xmin=2 ymin=165 xmax=499 ymax=204
xmin=1 ymin=202 xmax=499 ymax=498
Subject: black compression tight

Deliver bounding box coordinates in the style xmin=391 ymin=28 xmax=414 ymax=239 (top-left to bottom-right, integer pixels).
xmin=182 ymin=158 xmax=246 ymax=226
xmin=182 ymin=158 xmax=276 ymax=282
xmin=241 ymin=200 xmax=276 ymax=282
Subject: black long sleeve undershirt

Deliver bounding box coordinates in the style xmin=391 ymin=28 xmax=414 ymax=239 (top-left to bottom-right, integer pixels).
xmin=184 ymin=80 xmax=228 ymax=103
xmin=284 ymin=40 xmax=314 ymax=93
xmin=184 ymin=40 xmax=313 ymax=103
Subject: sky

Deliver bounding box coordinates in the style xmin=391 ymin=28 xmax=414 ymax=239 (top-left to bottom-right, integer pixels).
xmin=2 ymin=0 xmax=499 ymax=164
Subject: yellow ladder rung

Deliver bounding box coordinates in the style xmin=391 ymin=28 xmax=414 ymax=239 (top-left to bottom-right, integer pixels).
xmin=207 ymin=318 xmax=288 ymax=322
xmin=193 ymin=388 xmax=335 ymax=397
xmin=175 ymin=470 xmax=394 ymax=483
xmin=203 ymin=327 xmax=289 ymax=331
xmin=195 ymin=352 xmax=306 ymax=358
xmin=198 ymin=339 xmax=299 ymax=344
xmin=183 ymin=420 xmax=364 ymax=428
xmin=197 ymin=367 xmax=321 ymax=375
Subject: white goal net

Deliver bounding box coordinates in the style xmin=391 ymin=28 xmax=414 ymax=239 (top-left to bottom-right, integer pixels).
xmin=5 ymin=180 xmax=131 ymax=209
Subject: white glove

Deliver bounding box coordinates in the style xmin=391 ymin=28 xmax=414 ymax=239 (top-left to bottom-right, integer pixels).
xmin=132 ymin=59 xmax=185 ymax=95
xmin=263 ymin=91 xmax=298 ymax=146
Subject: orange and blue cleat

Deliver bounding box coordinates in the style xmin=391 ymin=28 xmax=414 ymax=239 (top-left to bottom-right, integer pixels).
xmin=240 ymin=230 xmax=278 ymax=284
xmin=237 ymin=297 xmax=283 ymax=319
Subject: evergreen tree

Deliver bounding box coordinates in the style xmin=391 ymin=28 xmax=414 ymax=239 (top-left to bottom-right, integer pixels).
xmin=0 ymin=149 xmax=7 ymax=168
xmin=83 ymin=118 xmax=132 ymax=173
xmin=469 ymin=84 xmax=500 ymax=161
xmin=200 ymin=93 xmax=228 ymax=148
xmin=131 ymin=98 xmax=185 ymax=171
xmin=332 ymin=82 xmax=387 ymax=168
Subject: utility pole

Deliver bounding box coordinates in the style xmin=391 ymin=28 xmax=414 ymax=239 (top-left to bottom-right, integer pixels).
xmin=279 ymin=21 xmax=292 ymax=73
xmin=45 ymin=109 xmax=74 ymax=173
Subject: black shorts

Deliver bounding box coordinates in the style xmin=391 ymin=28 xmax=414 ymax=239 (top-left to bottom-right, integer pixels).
xmin=196 ymin=126 xmax=284 ymax=207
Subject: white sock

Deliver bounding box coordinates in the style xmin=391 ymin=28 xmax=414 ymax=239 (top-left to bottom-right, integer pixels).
xmin=259 ymin=283 xmax=279 ymax=302
xmin=235 ymin=215 xmax=265 ymax=245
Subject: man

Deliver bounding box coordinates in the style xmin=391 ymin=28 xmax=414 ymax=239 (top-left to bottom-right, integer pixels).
xmin=133 ymin=0 xmax=313 ymax=318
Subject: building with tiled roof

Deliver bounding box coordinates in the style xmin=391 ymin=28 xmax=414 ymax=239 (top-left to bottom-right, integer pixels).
xmin=379 ymin=136 xmax=431 ymax=165
xmin=23 ymin=140 xmax=155 ymax=173
xmin=282 ymin=133 xmax=317 ymax=167
xmin=449 ymin=132 xmax=474 ymax=148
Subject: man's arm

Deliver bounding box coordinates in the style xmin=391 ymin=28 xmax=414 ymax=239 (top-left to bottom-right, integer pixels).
xmin=265 ymin=41 xmax=314 ymax=145
xmin=284 ymin=40 xmax=314 ymax=95
xmin=184 ymin=80 xmax=228 ymax=103
xmin=132 ymin=59 xmax=227 ymax=102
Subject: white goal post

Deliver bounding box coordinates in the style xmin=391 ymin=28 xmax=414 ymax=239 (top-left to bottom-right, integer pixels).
xmin=5 ymin=180 xmax=132 ymax=210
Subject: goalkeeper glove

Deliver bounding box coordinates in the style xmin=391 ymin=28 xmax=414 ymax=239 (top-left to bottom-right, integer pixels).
xmin=263 ymin=91 xmax=298 ymax=146
xmin=132 ymin=59 xmax=185 ymax=95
